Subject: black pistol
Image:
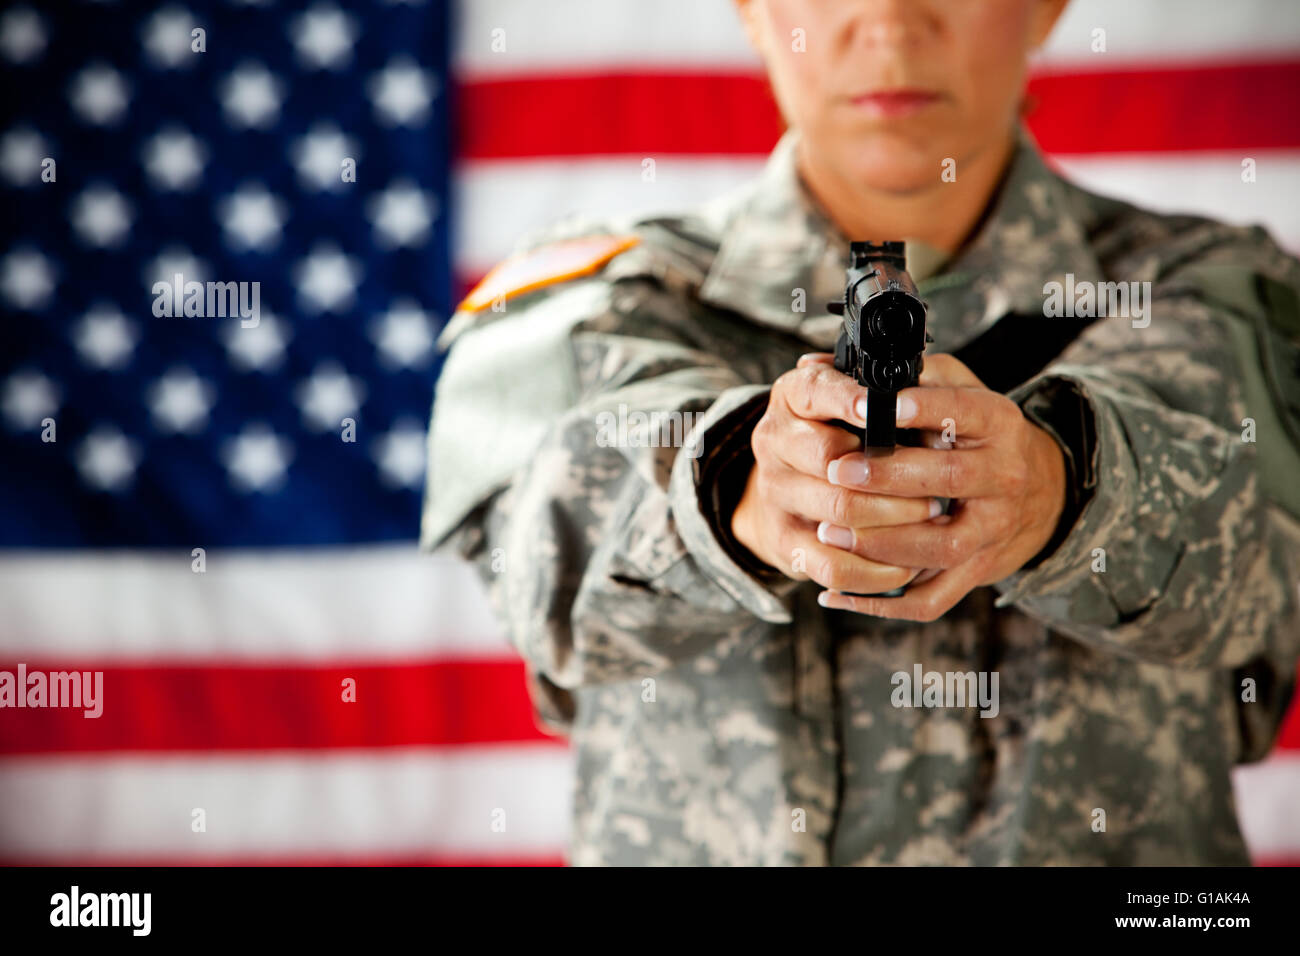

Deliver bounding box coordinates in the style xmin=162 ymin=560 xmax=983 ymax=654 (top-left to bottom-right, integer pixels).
xmin=828 ymin=241 xmax=937 ymax=599
xmin=829 ymin=240 xmax=932 ymax=452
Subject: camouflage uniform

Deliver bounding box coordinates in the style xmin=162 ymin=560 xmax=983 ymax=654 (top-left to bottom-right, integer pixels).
xmin=421 ymin=127 xmax=1300 ymax=865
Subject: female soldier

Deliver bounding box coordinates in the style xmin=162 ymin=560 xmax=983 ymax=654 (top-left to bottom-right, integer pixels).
xmin=422 ymin=0 xmax=1300 ymax=864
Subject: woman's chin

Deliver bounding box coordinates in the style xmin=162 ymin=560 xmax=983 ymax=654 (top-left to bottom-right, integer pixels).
xmin=805 ymin=132 xmax=955 ymax=197
xmin=843 ymin=159 xmax=948 ymax=197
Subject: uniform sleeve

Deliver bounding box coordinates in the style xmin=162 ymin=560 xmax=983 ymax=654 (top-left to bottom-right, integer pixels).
xmin=421 ymin=276 xmax=799 ymax=691
xmin=992 ymin=267 xmax=1300 ymax=676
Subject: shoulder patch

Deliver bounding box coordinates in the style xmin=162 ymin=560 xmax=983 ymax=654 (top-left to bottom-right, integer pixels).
xmin=459 ymin=234 xmax=641 ymax=312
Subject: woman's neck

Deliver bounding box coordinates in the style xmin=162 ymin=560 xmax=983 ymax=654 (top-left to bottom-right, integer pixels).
xmin=795 ymin=130 xmax=1018 ymax=255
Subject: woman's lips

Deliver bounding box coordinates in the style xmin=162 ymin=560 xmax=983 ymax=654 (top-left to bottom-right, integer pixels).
xmin=849 ymin=90 xmax=941 ymax=118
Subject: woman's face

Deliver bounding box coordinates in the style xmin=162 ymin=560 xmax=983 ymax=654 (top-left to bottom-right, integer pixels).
xmin=737 ymin=0 xmax=1067 ymax=193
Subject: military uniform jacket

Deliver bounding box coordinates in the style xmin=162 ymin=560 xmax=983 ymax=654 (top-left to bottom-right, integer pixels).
xmin=421 ymin=128 xmax=1300 ymax=865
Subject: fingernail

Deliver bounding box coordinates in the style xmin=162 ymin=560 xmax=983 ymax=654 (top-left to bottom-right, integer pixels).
xmin=929 ymin=498 xmax=943 ymax=518
xmin=828 ymin=454 xmax=868 ymax=486
xmin=896 ymin=395 xmax=917 ymax=423
xmin=817 ymin=590 xmax=834 ymax=608
xmin=817 ymin=521 xmax=854 ymax=550
xmin=854 ymin=396 xmax=868 ymax=421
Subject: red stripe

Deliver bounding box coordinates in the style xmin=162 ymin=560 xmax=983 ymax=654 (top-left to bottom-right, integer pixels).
xmin=1025 ymin=60 xmax=1300 ymax=154
xmin=458 ymin=61 xmax=1300 ymax=160
xmin=0 ymin=854 xmax=565 ymax=867
xmin=1277 ymin=684 xmax=1300 ymax=750
xmin=0 ymin=659 xmax=563 ymax=755
xmin=459 ymin=72 xmax=783 ymax=160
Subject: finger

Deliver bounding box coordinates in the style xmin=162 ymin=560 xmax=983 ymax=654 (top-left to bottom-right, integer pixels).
xmin=827 ymin=446 xmax=1005 ymax=499
xmin=796 ymin=352 xmax=836 ymax=368
xmin=918 ymin=353 xmax=987 ymax=389
xmin=763 ymin=418 xmax=861 ymax=479
xmin=768 ymin=470 xmax=941 ymax=527
xmin=850 ymin=508 xmax=992 ymax=570
xmin=894 ymin=385 xmax=1019 ymax=443
xmin=919 ymin=428 xmax=955 ymax=450
xmin=772 ymin=362 xmax=869 ymax=425
xmin=817 ymin=557 xmax=986 ymax=622
xmin=797 ymin=538 xmax=918 ymax=595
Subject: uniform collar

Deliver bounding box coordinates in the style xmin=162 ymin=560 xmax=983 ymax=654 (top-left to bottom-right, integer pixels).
xmin=697 ymin=126 xmax=1106 ymax=352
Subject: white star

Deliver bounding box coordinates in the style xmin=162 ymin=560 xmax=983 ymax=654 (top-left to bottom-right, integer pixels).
xmin=2 ymin=370 xmax=59 ymax=430
xmin=370 ymin=299 xmax=435 ymax=368
xmin=70 ymin=184 xmax=134 ymax=248
xmin=290 ymin=4 xmax=358 ymax=70
xmin=372 ymin=419 xmax=427 ymax=489
xmin=294 ymin=244 xmax=361 ymax=314
xmin=142 ymin=6 xmax=198 ymax=69
xmin=0 ymin=127 xmax=48 ymax=186
xmin=218 ymin=183 xmax=286 ymax=252
xmin=290 ymin=123 xmax=358 ymax=193
xmin=143 ymin=246 xmax=208 ymax=291
xmin=77 ymin=426 xmax=140 ymax=493
xmin=219 ymin=62 xmax=284 ymax=129
xmin=73 ymin=304 xmax=137 ymax=370
xmin=147 ymin=367 xmax=215 ymax=434
xmin=295 ymin=362 xmax=366 ymax=431
xmin=0 ymin=247 xmax=56 ymax=310
xmin=367 ymin=179 xmax=436 ymax=248
xmin=223 ymin=423 xmax=293 ymax=492
xmin=222 ymin=313 xmax=291 ymax=372
xmin=142 ymin=127 xmax=206 ymax=191
xmin=68 ymin=63 xmax=131 ymax=126
xmin=368 ymin=56 xmax=437 ymax=127
xmin=0 ymin=7 xmax=46 ymax=64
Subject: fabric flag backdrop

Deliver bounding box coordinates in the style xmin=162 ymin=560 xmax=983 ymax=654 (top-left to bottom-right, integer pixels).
xmin=0 ymin=0 xmax=1297 ymax=866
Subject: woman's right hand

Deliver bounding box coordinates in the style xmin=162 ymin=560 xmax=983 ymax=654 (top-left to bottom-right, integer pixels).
xmin=730 ymin=353 xmax=942 ymax=592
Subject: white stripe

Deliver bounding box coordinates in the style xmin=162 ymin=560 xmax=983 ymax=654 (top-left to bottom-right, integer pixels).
xmin=1054 ymin=152 xmax=1300 ymax=253
xmin=457 ymin=156 xmax=764 ymax=273
xmin=456 ymin=0 xmax=1299 ymax=78
xmin=455 ymin=0 xmax=758 ymax=77
xmin=2 ymin=747 xmax=1290 ymax=861
xmin=0 ymin=547 xmax=510 ymax=661
xmin=0 ymin=746 xmax=572 ymax=861
xmin=457 ymin=154 xmax=1300 ymax=274
xmin=1036 ymin=0 xmax=1300 ymax=68
xmin=1232 ymin=755 xmax=1300 ymax=860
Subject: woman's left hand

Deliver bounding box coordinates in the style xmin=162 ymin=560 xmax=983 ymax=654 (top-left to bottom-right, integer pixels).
xmin=816 ymin=353 xmax=1068 ymax=621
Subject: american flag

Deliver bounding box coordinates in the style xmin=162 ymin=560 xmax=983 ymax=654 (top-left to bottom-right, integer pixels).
xmin=0 ymin=0 xmax=1297 ymax=866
